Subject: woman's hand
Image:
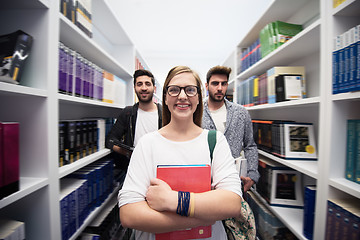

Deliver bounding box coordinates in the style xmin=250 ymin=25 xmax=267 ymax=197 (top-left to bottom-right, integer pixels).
xmin=146 ymin=178 xmax=178 ymax=212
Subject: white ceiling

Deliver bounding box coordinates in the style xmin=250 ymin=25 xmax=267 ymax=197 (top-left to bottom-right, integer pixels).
xmin=107 ymin=0 xmax=272 ymax=84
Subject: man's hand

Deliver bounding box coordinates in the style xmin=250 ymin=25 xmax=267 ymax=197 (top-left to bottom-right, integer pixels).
xmin=113 ymin=145 xmax=132 ymax=158
xmin=240 ymin=176 xmax=255 ymax=193
xmin=146 ymin=178 xmax=178 ymax=212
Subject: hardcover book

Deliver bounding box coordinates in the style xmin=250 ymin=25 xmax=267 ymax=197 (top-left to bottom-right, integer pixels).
xmin=282 ymin=122 xmax=317 ymax=160
xmin=275 ymin=74 xmax=303 ymax=102
xmin=0 ymin=30 xmax=33 ymax=84
xmin=0 ymin=122 xmax=20 ymax=200
xmin=345 ymin=119 xmax=357 ymax=181
xmin=303 ymin=185 xmax=316 ymax=240
xmin=156 ymin=164 xmax=212 ymax=240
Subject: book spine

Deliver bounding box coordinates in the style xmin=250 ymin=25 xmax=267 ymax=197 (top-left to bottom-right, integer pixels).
xmin=75 ymin=53 xmax=82 ymax=97
xmin=60 ymin=194 xmax=70 ymax=240
xmin=303 ymin=186 xmax=316 ymax=240
xmin=325 ymin=200 xmax=336 ymax=239
xmin=67 ymin=47 xmax=75 ymax=95
xmin=345 ymin=119 xmax=356 ymax=181
xmin=355 ymin=119 xmax=360 ymax=183
xmin=349 ymin=27 xmax=357 ymax=91
xmin=344 ymin=30 xmax=351 ymax=92
xmin=338 ymin=34 xmax=345 ymax=93
xmin=333 ymin=36 xmax=340 ymax=94
xmin=0 ymin=123 xmax=3 ymax=191
xmin=0 ymin=122 xmax=20 ymax=199
xmin=58 ymin=42 xmax=67 ymax=94
xmin=59 ymin=121 xmax=66 ymax=166
xmin=356 ymin=25 xmax=360 ymax=91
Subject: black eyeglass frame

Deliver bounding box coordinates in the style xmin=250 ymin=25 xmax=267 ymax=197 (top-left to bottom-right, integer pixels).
xmin=166 ymin=85 xmax=200 ymax=97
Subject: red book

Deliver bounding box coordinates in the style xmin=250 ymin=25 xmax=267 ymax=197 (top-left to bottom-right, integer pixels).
xmin=156 ymin=164 xmax=212 ymax=240
xmin=0 ymin=122 xmax=20 ymax=199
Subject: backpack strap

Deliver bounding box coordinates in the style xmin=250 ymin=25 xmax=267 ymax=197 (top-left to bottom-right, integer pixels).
xmin=207 ymin=130 xmax=217 ymax=163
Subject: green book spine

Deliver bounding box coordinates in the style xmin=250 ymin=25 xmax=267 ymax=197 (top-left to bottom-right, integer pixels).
xmin=355 ymin=120 xmax=360 ymax=183
xmin=345 ymin=119 xmax=356 ymax=181
xmin=275 ymin=20 xmax=303 ymax=47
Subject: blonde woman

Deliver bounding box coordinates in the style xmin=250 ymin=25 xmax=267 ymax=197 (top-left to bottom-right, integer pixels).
xmin=118 ymin=66 xmax=242 ymax=240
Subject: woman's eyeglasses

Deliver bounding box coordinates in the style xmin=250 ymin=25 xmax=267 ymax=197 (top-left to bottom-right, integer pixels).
xmin=166 ymin=85 xmax=199 ymax=97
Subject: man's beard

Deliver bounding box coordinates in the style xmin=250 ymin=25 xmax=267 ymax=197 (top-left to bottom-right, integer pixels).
xmin=209 ymin=92 xmax=224 ymax=102
xmin=136 ymin=91 xmax=153 ymax=103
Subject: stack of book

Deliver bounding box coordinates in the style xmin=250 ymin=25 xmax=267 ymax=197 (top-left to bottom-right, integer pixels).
xmin=238 ymin=38 xmax=261 ymax=73
xmin=252 ymin=119 xmax=317 ymax=161
xmin=260 ymin=21 xmax=303 ymax=58
xmin=60 ymin=0 xmax=92 ymax=38
xmin=0 ymin=219 xmax=25 ymax=240
xmin=332 ymin=25 xmax=360 ymax=94
xmin=345 ymin=119 xmax=360 ymax=184
xmin=61 ymin=158 xmax=114 ymax=240
xmin=237 ymin=66 xmax=306 ymax=107
xmin=0 ymin=122 xmax=20 ymax=200
xmin=59 ymin=119 xmax=109 ymax=167
xmin=58 ymin=42 xmax=105 ymax=101
xmin=325 ymin=198 xmax=360 ymax=240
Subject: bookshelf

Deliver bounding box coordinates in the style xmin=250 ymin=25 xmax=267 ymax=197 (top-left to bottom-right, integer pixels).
xmin=0 ymin=0 xmax=152 ymax=239
xmin=223 ymin=0 xmax=360 ymax=239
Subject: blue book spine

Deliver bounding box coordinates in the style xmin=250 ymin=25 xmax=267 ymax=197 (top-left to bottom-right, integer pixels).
xmin=338 ymin=34 xmax=345 ymax=93
xmin=349 ymin=27 xmax=357 ymax=91
xmin=68 ymin=190 xmax=76 ymax=237
xmin=333 ymin=36 xmax=340 ymax=94
xmin=60 ymin=195 xmax=69 ymax=240
xmin=303 ymin=185 xmax=316 ymax=240
xmin=345 ymin=120 xmax=357 ymax=181
xmin=356 ymin=25 xmax=360 ymax=91
xmin=344 ymin=31 xmax=351 ymax=92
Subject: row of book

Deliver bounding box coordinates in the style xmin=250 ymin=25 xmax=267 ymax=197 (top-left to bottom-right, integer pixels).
xmin=0 ymin=122 xmax=20 ymax=200
xmin=260 ymin=21 xmax=303 ymax=59
xmin=58 ymin=42 xmax=128 ymax=105
xmin=0 ymin=219 xmax=25 ymax=240
xmin=237 ymin=38 xmax=261 ymax=73
xmin=246 ymin=191 xmax=297 ymax=240
xmin=345 ymin=119 xmax=360 ymax=184
xmin=59 ymin=118 xmax=115 ymax=167
xmin=252 ymin=119 xmax=317 ymax=161
xmin=256 ymin=157 xmax=304 ymax=208
xmin=0 ymin=30 xmax=33 ymax=85
xmin=61 ymin=158 xmax=114 ymax=240
xmin=237 ymin=66 xmax=306 ymax=107
xmin=332 ymin=25 xmax=360 ymax=94
xmin=60 ymin=0 xmax=93 ymax=38
xmin=325 ymin=198 xmax=360 ymax=240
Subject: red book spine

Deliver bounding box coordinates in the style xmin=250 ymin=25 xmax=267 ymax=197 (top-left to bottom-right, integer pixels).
xmin=0 ymin=122 xmax=20 ymax=199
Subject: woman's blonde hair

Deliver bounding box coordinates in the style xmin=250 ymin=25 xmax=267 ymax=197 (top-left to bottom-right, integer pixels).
xmin=162 ymin=66 xmax=203 ymax=127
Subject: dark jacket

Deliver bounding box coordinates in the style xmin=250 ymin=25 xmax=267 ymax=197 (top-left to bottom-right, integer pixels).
xmin=105 ymin=102 xmax=162 ymax=169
